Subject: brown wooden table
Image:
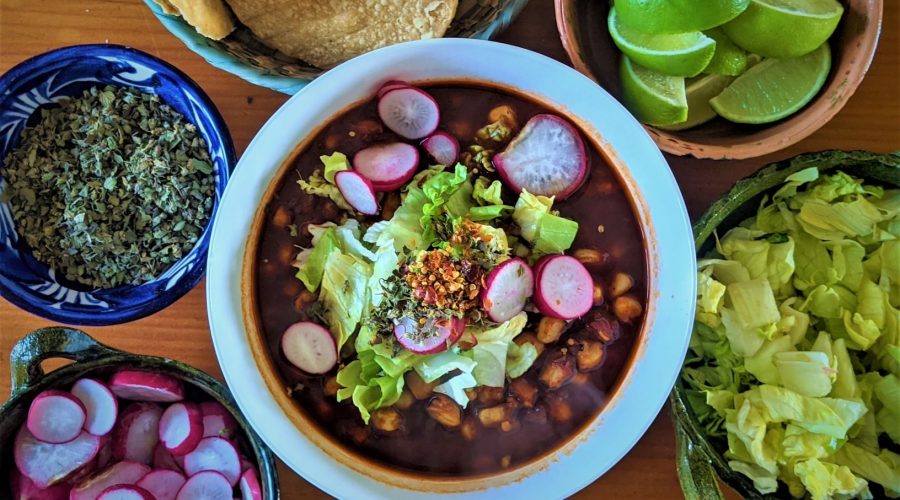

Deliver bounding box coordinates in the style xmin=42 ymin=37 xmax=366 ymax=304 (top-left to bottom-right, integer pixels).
xmin=1 ymin=1 xmax=898 ymax=498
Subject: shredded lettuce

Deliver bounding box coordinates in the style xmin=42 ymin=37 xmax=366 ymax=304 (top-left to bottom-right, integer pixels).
xmin=794 ymin=459 xmax=871 ymax=500
xmin=512 ymin=189 xmax=578 ymax=258
xmin=684 ymin=169 xmax=900 ymax=498
xmin=434 ymin=373 xmax=478 ymax=408
xmin=468 ymin=176 xmax=512 ymax=222
xmin=320 ymin=152 xmax=350 ymax=183
xmin=297 ymin=153 xmax=354 ymax=211
xmin=466 ymin=313 xmax=530 ymax=387
xmin=295 ymin=228 xmax=338 ymax=292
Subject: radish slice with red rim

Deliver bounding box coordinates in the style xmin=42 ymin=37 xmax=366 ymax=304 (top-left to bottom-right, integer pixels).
xmin=71 ymin=378 xmax=118 ymax=436
xmin=175 ymin=470 xmax=232 ymax=500
xmin=199 ymin=401 xmax=238 ymax=440
xmin=376 ymin=80 xmax=410 ymax=99
xmin=334 ymin=170 xmax=379 ymax=215
xmin=421 ymin=131 xmax=459 ymax=166
xmin=482 ymin=258 xmax=534 ymax=323
xmin=281 ymin=321 xmax=338 ymax=375
xmin=352 ymin=142 xmax=419 ymax=191
xmin=377 ymin=87 xmax=439 ymax=139
xmin=14 ymin=427 xmax=100 ymax=488
xmin=136 ymin=469 xmax=187 ymax=500
xmin=159 ymin=402 xmax=203 ymax=456
xmin=239 ymin=468 xmax=263 ymax=500
xmin=70 ymin=461 xmax=151 ymax=500
xmin=109 ymin=371 xmax=185 ymax=403
xmin=113 ymin=403 xmax=163 ymax=465
xmin=97 ymin=485 xmax=155 ymax=500
xmin=394 ymin=316 xmax=466 ymax=354
xmin=183 ymin=437 xmax=241 ymax=486
xmin=534 ymin=255 xmax=594 ymax=320
xmin=26 ymin=389 xmax=86 ymax=444
xmin=494 ymin=114 xmax=588 ymax=200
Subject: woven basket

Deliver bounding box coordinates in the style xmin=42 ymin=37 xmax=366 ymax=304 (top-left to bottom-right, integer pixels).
xmin=144 ymin=0 xmax=530 ymax=94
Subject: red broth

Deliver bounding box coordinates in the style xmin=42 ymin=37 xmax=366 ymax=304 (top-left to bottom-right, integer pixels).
xmin=253 ymin=84 xmax=647 ymax=475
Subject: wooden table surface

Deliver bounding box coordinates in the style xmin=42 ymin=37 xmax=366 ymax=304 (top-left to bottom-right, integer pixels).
xmin=1 ymin=1 xmax=898 ymax=498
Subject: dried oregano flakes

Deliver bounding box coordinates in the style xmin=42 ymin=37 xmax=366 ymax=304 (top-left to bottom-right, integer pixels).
xmin=0 ymin=85 xmax=216 ymax=289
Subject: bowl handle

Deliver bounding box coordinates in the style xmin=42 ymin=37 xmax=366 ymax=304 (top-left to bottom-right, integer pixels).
xmin=675 ymin=417 xmax=724 ymax=500
xmin=9 ymin=327 xmax=120 ymax=395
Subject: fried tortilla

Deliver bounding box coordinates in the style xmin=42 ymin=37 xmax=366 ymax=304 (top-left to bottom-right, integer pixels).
xmin=152 ymin=0 xmax=179 ymax=16
xmin=224 ymin=0 xmax=459 ymax=68
xmin=166 ymin=0 xmax=235 ymax=40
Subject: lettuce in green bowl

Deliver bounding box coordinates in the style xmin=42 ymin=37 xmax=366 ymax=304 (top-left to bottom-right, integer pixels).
xmin=672 ymin=150 xmax=900 ymax=500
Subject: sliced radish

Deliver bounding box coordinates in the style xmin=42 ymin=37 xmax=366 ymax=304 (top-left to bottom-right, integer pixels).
xmin=377 ymin=87 xmax=439 ymax=139
xmin=26 ymin=389 xmax=86 ymax=444
xmin=159 ymin=402 xmax=203 ymax=456
xmin=71 ymin=378 xmax=118 ymax=436
xmin=201 ymin=413 xmax=233 ymax=440
xmin=113 ymin=403 xmax=163 ymax=464
xmin=393 ymin=316 xmax=466 ymax=354
xmin=421 ymin=131 xmax=459 ymax=166
xmin=482 ymin=258 xmax=534 ymax=323
xmin=200 ymin=401 xmax=239 ymax=440
xmin=239 ymin=468 xmax=262 ymax=500
xmin=70 ymin=461 xmax=151 ymax=500
xmin=97 ymin=485 xmax=154 ymax=500
xmin=10 ymin=466 xmax=70 ymax=500
xmin=376 ymin=80 xmax=410 ymax=99
xmin=175 ymin=471 xmax=232 ymax=500
xmin=14 ymin=427 xmax=100 ymax=488
xmin=334 ymin=170 xmax=379 ymax=215
xmin=352 ymin=142 xmax=420 ymax=191
xmin=494 ymin=114 xmax=588 ymax=200
xmin=109 ymin=371 xmax=185 ymax=403
xmin=183 ymin=437 xmax=241 ymax=486
xmin=281 ymin=321 xmax=338 ymax=375
xmin=153 ymin=442 xmax=185 ymax=472
xmin=136 ymin=469 xmax=187 ymax=500
xmin=534 ymin=255 xmax=594 ymax=320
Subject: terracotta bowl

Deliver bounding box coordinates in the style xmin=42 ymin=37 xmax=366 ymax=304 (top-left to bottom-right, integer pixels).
xmin=555 ymin=0 xmax=883 ymax=160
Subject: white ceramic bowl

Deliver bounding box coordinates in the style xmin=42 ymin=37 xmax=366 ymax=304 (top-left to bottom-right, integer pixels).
xmin=207 ymin=38 xmax=696 ymax=498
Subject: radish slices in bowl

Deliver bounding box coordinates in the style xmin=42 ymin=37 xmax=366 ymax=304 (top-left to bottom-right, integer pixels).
xmin=10 ymin=369 xmax=264 ymax=500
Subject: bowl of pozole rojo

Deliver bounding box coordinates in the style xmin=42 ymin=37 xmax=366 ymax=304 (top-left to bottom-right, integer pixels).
xmin=207 ymin=38 xmax=696 ymax=497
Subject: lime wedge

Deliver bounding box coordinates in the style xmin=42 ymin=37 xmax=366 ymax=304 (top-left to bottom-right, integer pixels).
xmin=620 ymin=57 xmax=688 ymax=127
xmin=723 ymin=0 xmax=843 ymax=58
xmin=615 ymin=0 xmax=750 ymax=34
xmin=710 ymin=43 xmax=830 ymax=124
xmin=703 ymin=28 xmax=748 ymax=77
xmin=608 ymin=7 xmax=716 ymax=77
xmin=656 ymin=74 xmax=735 ymax=131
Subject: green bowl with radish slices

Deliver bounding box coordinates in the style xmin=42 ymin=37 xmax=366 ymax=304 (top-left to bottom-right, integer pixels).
xmin=0 ymin=327 xmax=278 ymax=499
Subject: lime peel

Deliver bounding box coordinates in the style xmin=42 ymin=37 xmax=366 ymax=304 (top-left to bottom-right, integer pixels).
xmin=710 ymin=43 xmax=831 ymax=124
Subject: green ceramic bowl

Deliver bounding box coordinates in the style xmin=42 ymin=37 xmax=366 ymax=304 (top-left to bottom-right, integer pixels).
xmin=670 ymin=150 xmax=900 ymax=499
xmin=0 ymin=327 xmax=279 ymax=498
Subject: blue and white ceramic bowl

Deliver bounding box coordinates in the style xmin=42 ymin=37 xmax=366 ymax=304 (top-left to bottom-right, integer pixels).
xmin=0 ymin=44 xmax=234 ymax=325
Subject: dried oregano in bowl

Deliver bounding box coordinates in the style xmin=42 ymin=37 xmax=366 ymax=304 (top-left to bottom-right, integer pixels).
xmin=1 ymin=85 xmax=215 ymax=289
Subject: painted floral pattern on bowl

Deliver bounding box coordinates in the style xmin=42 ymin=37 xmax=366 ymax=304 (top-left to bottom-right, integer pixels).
xmin=0 ymin=44 xmax=234 ymax=325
